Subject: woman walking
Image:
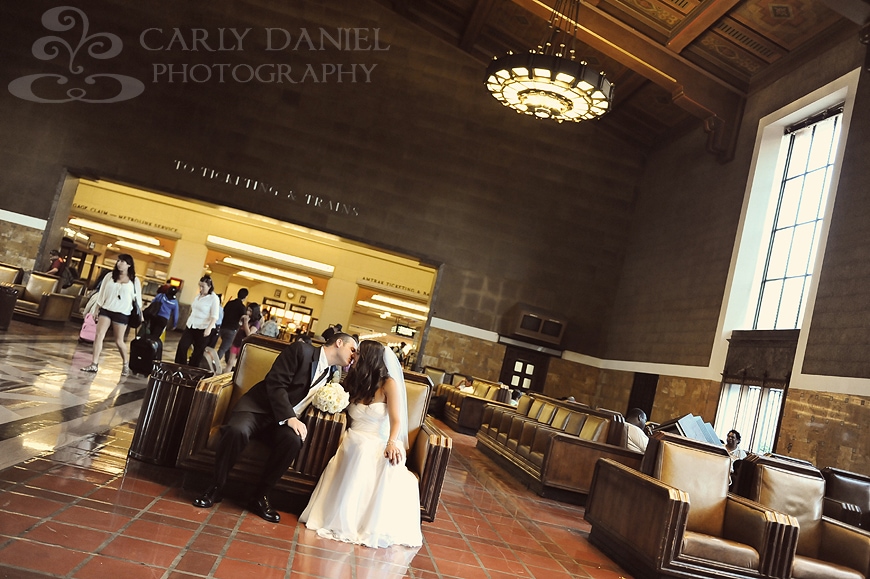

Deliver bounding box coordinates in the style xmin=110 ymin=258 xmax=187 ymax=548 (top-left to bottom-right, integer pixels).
xmin=174 ymin=276 xmax=221 ymax=367
xmin=81 ymin=254 xmax=143 ymax=376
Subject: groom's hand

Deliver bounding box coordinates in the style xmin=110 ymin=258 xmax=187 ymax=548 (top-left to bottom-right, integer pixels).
xmin=286 ymin=417 xmax=307 ymax=441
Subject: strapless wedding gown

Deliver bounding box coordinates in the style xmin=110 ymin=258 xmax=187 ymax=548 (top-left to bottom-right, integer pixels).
xmin=299 ymin=402 xmax=423 ymax=548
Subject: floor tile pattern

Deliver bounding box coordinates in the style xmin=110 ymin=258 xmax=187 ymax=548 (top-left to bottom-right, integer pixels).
xmin=0 ymin=319 xmax=632 ymax=578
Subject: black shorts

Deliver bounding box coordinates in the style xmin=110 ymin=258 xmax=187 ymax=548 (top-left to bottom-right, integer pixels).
xmin=99 ymin=307 xmax=130 ymax=325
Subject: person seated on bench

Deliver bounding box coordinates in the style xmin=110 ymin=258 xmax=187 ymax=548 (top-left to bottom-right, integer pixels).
xmin=625 ymin=408 xmax=649 ymax=453
xmin=191 ymin=332 xmax=358 ymax=523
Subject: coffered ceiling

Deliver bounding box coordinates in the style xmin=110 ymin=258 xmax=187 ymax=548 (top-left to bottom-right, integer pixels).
xmin=374 ymin=0 xmax=867 ymax=159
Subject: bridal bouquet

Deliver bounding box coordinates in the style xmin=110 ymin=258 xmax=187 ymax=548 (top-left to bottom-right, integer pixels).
xmin=312 ymin=380 xmax=350 ymax=414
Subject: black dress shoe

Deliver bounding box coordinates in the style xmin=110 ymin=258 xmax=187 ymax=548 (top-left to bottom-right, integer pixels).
xmin=249 ymin=495 xmax=280 ymax=523
xmin=192 ymin=485 xmax=223 ymax=508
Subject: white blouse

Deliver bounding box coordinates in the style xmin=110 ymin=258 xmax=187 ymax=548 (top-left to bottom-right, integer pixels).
xmin=96 ymin=276 xmax=143 ymax=315
xmin=186 ymin=292 xmax=221 ymax=330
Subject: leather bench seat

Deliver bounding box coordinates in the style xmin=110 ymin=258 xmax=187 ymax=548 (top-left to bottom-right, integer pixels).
xmin=12 ymin=273 xmax=75 ymax=323
xmin=177 ymin=340 xmax=454 ymax=521
xmin=442 ymin=378 xmax=510 ymax=434
xmin=585 ymin=433 xmax=800 ymax=579
xmin=476 ymin=394 xmax=643 ymax=503
xmin=822 ymin=467 xmax=870 ymax=529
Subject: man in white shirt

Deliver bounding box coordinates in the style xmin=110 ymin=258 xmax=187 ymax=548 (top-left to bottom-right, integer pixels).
xmin=625 ymin=408 xmax=650 ymax=454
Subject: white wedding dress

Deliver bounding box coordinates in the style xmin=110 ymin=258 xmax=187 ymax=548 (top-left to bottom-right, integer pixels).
xmin=299 ymin=401 xmax=423 ymax=548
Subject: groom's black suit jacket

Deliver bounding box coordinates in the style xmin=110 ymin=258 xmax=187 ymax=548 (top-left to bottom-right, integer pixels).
xmin=232 ymin=341 xmax=331 ymax=423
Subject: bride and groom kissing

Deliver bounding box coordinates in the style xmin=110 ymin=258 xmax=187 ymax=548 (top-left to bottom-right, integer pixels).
xmin=192 ymin=332 xmax=423 ymax=548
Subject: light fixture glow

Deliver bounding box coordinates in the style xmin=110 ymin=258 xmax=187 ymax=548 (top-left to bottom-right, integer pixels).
xmin=63 ymin=227 xmax=90 ymax=242
xmin=236 ymin=270 xmax=324 ymax=295
xmin=111 ymin=240 xmax=171 ymax=258
xmin=207 ymin=235 xmax=334 ymax=275
xmin=371 ymin=294 xmax=429 ymax=313
xmin=485 ymin=0 xmax=613 ymax=123
xmin=69 ymin=218 xmax=161 ymax=245
xmin=357 ymin=300 xmax=427 ymax=321
xmin=222 ymin=257 xmax=314 ymax=284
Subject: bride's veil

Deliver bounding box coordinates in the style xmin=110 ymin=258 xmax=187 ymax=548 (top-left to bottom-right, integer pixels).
xmin=383 ymin=345 xmax=409 ymax=449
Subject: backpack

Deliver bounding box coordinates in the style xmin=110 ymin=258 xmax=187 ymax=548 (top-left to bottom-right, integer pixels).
xmin=60 ymin=263 xmax=78 ymax=289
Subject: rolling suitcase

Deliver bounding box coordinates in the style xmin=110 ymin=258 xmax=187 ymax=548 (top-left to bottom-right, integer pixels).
xmin=130 ymin=332 xmax=162 ymax=377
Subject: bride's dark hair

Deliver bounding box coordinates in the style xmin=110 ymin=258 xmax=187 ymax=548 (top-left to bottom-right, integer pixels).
xmin=344 ymin=340 xmax=389 ymax=404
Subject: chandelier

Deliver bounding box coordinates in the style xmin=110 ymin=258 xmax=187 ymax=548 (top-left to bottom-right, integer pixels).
xmin=485 ymin=0 xmax=613 ymax=123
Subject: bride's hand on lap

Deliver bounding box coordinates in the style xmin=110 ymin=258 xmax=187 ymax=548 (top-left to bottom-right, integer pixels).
xmin=385 ymin=440 xmax=403 ymax=465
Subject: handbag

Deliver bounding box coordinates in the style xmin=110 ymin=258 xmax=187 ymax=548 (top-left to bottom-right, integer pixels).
xmin=79 ymin=313 xmax=98 ymax=343
xmin=144 ymin=294 xmax=162 ymax=319
xmin=128 ymin=285 xmax=142 ymax=329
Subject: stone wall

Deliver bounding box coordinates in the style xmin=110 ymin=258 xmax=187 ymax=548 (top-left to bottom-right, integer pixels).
xmin=0 ymin=0 xmax=648 ymax=357
xmin=778 ymin=389 xmax=870 ymax=473
xmin=0 ymin=222 xmax=41 ymax=271
xmin=651 ymin=375 xmax=721 ymax=426
xmin=542 ymin=357 xmax=602 ymax=407
xmin=604 ymin=38 xmax=867 ymax=370
xmin=419 ymin=326 xmax=505 ymax=382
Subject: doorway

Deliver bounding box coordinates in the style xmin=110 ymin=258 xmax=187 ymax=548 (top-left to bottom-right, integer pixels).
xmin=627 ymin=372 xmax=658 ymax=418
xmin=499 ymin=345 xmax=552 ymax=393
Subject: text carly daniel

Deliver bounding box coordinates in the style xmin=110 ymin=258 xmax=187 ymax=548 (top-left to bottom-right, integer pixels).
xmin=143 ymin=27 xmax=390 ymax=84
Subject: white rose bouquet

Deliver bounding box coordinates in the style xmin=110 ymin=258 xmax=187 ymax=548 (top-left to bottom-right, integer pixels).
xmin=311 ymin=379 xmax=350 ymax=414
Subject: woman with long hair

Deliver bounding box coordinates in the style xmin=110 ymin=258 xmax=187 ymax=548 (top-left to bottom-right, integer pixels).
xmin=300 ymin=340 xmax=422 ymax=548
xmin=225 ymin=302 xmax=262 ymax=372
xmin=81 ymin=254 xmax=143 ymax=376
xmin=174 ymin=275 xmax=221 ymax=367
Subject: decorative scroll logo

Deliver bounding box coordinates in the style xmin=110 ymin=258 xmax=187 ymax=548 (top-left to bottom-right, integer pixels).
xmin=8 ymin=6 xmax=144 ymax=103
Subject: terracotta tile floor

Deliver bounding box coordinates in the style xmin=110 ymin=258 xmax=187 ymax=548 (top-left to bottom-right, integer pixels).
xmin=0 ymin=319 xmax=632 ymax=578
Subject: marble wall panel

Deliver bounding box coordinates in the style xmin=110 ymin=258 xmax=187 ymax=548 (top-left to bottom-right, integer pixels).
xmin=419 ymin=326 xmax=506 ymax=382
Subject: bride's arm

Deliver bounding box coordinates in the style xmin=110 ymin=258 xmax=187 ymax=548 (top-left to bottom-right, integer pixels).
xmin=383 ymin=377 xmax=405 ymax=465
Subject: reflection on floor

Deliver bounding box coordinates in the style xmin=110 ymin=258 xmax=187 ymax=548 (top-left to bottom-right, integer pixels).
xmin=0 ymin=319 xmax=631 ymax=578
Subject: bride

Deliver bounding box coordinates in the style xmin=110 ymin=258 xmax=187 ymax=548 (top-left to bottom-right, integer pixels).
xmin=299 ymin=340 xmax=423 ymax=548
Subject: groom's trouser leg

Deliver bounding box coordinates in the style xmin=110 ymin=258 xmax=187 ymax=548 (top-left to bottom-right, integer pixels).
xmin=258 ymin=426 xmax=303 ymax=493
xmin=214 ymin=411 xmax=264 ymax=488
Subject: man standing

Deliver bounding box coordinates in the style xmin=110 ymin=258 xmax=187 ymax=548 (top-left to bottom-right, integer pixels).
xmin=192 ymin=332 xmax=358 ymax=523
xmin=216 ymin=289 xmax=248 ymax=361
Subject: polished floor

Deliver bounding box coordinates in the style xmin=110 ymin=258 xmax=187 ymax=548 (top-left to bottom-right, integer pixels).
xmin=0 ymin=318 xmax=631 ymax=578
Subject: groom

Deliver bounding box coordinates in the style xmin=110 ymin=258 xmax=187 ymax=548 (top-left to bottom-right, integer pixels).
xmin=193 ymin=332 xmax=358 ymax=523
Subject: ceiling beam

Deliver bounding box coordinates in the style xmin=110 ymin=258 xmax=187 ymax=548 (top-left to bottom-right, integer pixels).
xmin=510 ymin=0 xmax=746 ymax=161
xmin=667 ymin=0 xmax=743 ymax=53
xmin=460 ymin=0 xmax=498 ymax=52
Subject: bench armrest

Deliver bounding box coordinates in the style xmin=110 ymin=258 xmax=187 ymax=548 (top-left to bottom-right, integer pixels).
xmin=408 ymin=417 xmax=452 ymax=522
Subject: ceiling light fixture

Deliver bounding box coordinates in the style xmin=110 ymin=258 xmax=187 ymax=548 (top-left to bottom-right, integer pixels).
xmin=63 ymin=227 xmax=90 ymax=242
xmin=222 ymin=257 xmax=314 ymax=284
xmin=207 ymin=235 xmax=334 ymax=275
xmin=371 ymin=294 xmax=429 ymax=313
xmin=111 ymin=240 xmax=171 ymax=258
xmin=69 ymin=217 xmax=161 ymax=245
xmin=236 ymin=270 xmax=324 ymax=295
xmin=357 ymin=300 xmax=428 ymax=322
xmin=485 ymin=0 xmax=613 ymax=122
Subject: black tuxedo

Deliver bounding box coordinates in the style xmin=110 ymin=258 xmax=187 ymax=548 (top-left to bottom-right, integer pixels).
xmin=212 ymin=341 xmax=335 ymax=494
